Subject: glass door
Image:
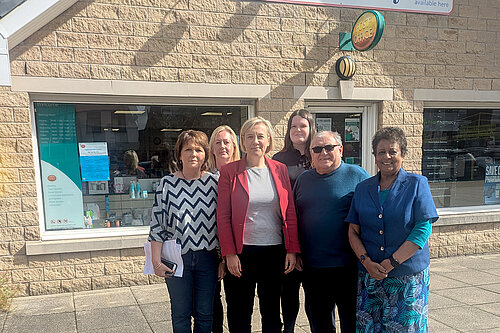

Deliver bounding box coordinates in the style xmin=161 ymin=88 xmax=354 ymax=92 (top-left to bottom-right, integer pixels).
xmin=309 ymin=105 xmax=377 ymax=175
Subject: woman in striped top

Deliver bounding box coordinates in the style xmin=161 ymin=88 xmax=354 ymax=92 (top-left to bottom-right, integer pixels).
xmin=149 ymin=130 xmax=219 ymax=333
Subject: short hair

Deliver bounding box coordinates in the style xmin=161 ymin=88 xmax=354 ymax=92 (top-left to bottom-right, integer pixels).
xmin=208 ymin=125 xmax=241 ymax=171
xmin=174 ymin=130 xmax=210 ymax=171
xmin=371 ymin=127 xmax=407 ymax=157
xmin=312 ymin=130 xmax=343 ymax=146
xmin=281 ymin=109 xmax=316 ymax=163
xmin=123 ymin=150 xmax=139 ymax=171
xmin=239 ymin=116 xmax=274 ymax=154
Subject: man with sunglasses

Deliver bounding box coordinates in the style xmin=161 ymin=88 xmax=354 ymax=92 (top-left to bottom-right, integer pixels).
xmin=293 ymin=131 xmax=369 ymax=333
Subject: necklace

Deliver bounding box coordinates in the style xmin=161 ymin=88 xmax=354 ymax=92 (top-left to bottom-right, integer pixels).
xmin=380 ymin=178 xmax=395 ymax=191
xmin=181 ymin=170 xmax=201 ymax=180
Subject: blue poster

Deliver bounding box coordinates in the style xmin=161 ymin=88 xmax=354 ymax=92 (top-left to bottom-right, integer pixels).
xmin=78 ymin=142 xmax=110 ymax=181
xmin=484 ymin=164 xmax=500 ymax=205
xmin=36 ymin=103 xmax=85 ymax=230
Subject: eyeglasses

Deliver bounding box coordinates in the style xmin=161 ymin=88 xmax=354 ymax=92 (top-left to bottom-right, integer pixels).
xmin=311 ymin=145 xmax=340 ymax=154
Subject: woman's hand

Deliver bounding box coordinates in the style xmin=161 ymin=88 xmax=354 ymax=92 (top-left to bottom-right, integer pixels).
xmin=217 ymin=261 xmax=227 ymax=281
xmin=380 ymin=259 xmax=394 ymax=275
xmin=363 ymin=258 xmax=388 ymax=280
xmin=295 ymin=255 xmax=304 ymax=272
xmin=284 ymin=253 xmax=296 ymax=274
xmin=226 ymin=254 xmax=242 ymax=277
xmin=153 ymin=261 xmax=174 ymax=278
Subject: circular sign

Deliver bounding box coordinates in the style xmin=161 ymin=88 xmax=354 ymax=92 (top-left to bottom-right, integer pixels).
xmin=335 ymin=56 xmax=356 ymax=80
xmin=352 ymin=10 xmax=385 ymax=51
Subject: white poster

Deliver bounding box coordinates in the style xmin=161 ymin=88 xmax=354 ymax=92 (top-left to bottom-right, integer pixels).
xmin=316 ymin=118 xmax=332 ymax=132
xmin=254 ymin=0 xmax=454 ymax=15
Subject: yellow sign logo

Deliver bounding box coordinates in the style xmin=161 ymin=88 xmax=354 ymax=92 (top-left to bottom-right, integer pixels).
xmin=352 ymin=11 xmax=378 ymax=51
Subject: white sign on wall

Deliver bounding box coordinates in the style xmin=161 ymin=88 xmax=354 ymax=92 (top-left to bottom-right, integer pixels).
xmin=256 ymin=0 xmax=454 ymax=15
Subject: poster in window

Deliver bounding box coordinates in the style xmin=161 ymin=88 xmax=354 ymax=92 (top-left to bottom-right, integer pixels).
xmin=316 ymin=118 xmax=332 ymax=132
xmin=484 ymin=164 xmax=500 ymax=205
xmin=79 ymin=142 xmax=110 ymax=182
xmin=345 ymin=118 xmax=360 ymax=142
xmin=36 ymin=103 xmax=85 ymax=230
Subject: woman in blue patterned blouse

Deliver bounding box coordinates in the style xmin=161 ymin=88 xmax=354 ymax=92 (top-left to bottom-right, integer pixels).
xmin=149 ymin=130 xmax=219 ymax=333
xmin=346 ymin=127 xmax=439 ymax=332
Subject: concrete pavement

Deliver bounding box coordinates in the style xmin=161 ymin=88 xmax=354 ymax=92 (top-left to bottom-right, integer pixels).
xmin=1 ymin=253 xmax=499 ymax=332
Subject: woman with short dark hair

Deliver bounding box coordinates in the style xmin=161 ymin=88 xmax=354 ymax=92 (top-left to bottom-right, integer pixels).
xmin=347 ymin=126 xmax=438 ymax=332
xmin=149 ymin=130 xmax=219 ymax=333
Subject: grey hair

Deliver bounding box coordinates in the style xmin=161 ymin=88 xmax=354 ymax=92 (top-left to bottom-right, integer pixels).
xmin=313 ymin=131 xmax=343 ymax=146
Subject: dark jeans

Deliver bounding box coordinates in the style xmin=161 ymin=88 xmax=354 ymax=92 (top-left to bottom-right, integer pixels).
xmin=212 ymin=281 xmax=224 ymax=333
xmin=302 ymin=265 xmax=357 ymax=333
xmin=224 ymin=245 xmax=284 ymax=333
xmin=281 ymin=269 xmax=335 ymax=333
xmin=165 ymin=249 xmax=218 ymax=333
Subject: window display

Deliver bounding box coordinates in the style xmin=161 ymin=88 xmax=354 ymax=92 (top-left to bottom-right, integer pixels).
xmin=34 ymin=103 xmax=247 ymax=231
xmin=422 ymin=108 xmax=500 ymax=208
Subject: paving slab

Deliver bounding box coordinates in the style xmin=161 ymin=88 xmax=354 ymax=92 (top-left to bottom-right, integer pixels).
xmin=429 ymin=273 xmax=469 ymax=290
xmin=139 ymin=302 xmax=171 ymax=323
xmin=149 ymin=320 xmax=172 ymax=333
xmin=477 ymin=302 xmax=500 ymax=316
xmin=429 ymin=306 xmax=500 ymax=331
xmin=79 ymin=323 xmax=152 ymax=333
xmin=3 ymin=312 xmax=76 ymax=333
xmin=434 ymin=286 xmax=500 ymax=305
xmin=74 ymin=288 xmax=137 ymax=311
xmin=9 ymin=292 xmax=74 ymax=316
xmin=76 ymin=305 xmax=146 ymax=332
xmin=131 ymin=284 xmax=169 ymax=305
xmin=438 ymin=269 xmax=499 ymax=286
xmin=429 ymin=292 xmax=465 ymax=310
xmin=478 ymin=282 xmax=500 ymax=293
xmin=428 ymin=317 xmax=458 ymax=332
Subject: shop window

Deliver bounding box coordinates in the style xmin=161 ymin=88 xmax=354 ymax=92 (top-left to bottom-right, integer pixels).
xmin=34 ymin=103 xmax=247 ymax=232
xmin=422 ymin=108 xmax=500 ymax=208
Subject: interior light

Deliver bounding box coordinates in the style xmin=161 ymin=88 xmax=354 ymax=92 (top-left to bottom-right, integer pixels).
xmin=111 ymin=128 xmax=120 ymax=131
xmin=201 ymin=112 xmax=223 ymax=116
xmin=114 ymin=110 xmax=146 ymax=114
xmin=161 ymin=128 xmax=183 ymax=132
xmin=103 ymin=128 xmax=109 ymax=131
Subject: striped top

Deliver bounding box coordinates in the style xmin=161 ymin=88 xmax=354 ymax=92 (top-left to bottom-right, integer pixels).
xmin=148 ymin=172 xmax=219 ymax=254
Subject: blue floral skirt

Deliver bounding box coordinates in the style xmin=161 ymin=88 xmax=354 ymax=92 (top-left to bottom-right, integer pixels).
xmin=356 ymin=266 xmax=430 ymax=333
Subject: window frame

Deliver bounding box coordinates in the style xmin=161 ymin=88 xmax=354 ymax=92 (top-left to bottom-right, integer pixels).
xmin=30 ymin=95 xmax=255 ymax=241
xmin=423 ymin=101 xmax=500 ymax=214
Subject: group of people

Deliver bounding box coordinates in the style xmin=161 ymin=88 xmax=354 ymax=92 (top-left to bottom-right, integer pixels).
xmin=148 ymin=110 xmax=439 ymax=333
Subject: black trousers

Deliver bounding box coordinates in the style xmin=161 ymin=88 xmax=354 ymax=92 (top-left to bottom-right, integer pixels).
xmin=212 ymin=281 xmax=224 ymax=333
xmin=224 ymin=245 xmax=284 ymax=333
xmin=302 ymin=265 xmax=357 ymax=333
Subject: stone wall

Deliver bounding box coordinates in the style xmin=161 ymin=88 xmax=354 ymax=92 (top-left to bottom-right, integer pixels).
xmin=0 ymin=0 xmax=499 ymax=296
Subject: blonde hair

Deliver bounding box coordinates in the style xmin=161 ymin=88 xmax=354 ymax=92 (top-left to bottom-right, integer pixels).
xmin=239 ymin=116 xmax=274 ymax=155
xmin=123 ymin=150 xmax=139 ymax=172
xmin=208 ymin=125 xmax=240 ymax=171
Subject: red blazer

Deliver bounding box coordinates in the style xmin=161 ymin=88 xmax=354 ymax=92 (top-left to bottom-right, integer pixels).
xmin=217 ymin=156 xmax=301 ymax=257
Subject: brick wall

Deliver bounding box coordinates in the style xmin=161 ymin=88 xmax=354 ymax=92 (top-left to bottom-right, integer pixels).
xmin=0 ymin=0 xmax=499 ymax=295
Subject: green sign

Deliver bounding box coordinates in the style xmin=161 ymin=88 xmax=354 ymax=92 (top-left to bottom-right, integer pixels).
xmin=36 ymin=103 xmax=84 ymax=230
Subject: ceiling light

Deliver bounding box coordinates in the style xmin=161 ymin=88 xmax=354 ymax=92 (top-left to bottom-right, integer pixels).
xmin=201 ymin=112 xmax=223 ymax=116
xmin=111 ymin=128 xmax=120 ymax=131
xmin=114 ymin=110 xmax=146 ymax=114
xmin=161 ymin=128 xmax=183 ymax=132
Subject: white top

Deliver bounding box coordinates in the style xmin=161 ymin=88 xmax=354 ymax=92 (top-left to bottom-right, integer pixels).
xmin=243 ymin=167 xmax=283 ymax=246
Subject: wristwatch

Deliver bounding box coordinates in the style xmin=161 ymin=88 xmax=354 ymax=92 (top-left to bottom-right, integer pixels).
xmin=359 ymin=253 xmax=368 ymax=264
xmin=389 ymin=255 xmax=400 ymax=268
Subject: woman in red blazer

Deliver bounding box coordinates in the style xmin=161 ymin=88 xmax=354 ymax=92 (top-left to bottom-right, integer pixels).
xmin=217 ymin=116 xmax=300 ymax=333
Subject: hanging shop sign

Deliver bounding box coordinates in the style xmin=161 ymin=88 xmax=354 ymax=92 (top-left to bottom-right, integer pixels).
xmin=352 ymin=10 xmax=385 ymax=51
xmin=252 ymin=0 xmax=453 ymax=15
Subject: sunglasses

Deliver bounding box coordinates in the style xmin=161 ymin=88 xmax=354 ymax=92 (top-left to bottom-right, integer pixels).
xmin=311 ymin=145 xmax=340 ymax=153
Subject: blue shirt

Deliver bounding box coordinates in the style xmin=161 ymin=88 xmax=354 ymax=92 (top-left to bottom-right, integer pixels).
xmin=346 ymin=169 xmax=439 ymax=277
xmin=294 ymin=162 xmax=370 ymax=268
